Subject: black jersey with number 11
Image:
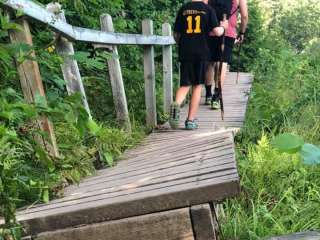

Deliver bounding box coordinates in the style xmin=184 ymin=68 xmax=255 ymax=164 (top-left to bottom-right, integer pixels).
xmin=174 ymin=2 xmax=219 ymax=62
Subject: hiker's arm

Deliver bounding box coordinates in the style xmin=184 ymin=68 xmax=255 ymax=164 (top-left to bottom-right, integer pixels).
xmin=239 ymin=0 xmax=248 ymax=35
xmin=173 ymin=32 xmax=181 ymax=44
xmin=211 ymin=20 xmax=229 ymax=37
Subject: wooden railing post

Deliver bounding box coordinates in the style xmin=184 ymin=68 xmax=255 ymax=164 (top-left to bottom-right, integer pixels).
xmin=9 ymin=18 xmax=59 ymax=157
xmin=47 ymin=4 xmax=91 ymax=118
xmin=162 ymin=23 xmax=173 ymax=114
xmin=100 ymin=14 xmax=131 ymax=132
xmin=142 ymin=19 xmax=157 ymax=127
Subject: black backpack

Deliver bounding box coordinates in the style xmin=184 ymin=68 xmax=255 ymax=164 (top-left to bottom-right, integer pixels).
xmin=209 ymin=0 xmax=234 ymax=21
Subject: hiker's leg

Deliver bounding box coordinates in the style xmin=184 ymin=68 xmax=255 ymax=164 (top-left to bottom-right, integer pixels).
xmin=221 ymin=62 xmax=228 ymax=86
xmin=220 ymin=37 xmax=235 ymax=86
xmin=175 ymin=86 xmax=190 ymax=105
xmin=187 ymin=85 xmax=202 ymax=120
xmin=205 ymin=63 xmax=214 ymax=97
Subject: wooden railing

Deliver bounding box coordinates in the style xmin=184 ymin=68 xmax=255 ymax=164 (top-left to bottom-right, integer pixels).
xmin=2 ymin=0 xmax=175 ymax=156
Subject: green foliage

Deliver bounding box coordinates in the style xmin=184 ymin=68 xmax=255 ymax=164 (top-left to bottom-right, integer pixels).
xmin=271 ymin=133 xmax=304 ymax=154
xmin=0 ymin=89 xmax=94 ymax=233
xmin=277 ymin=0 xmax=320 ymax=51
xmin=0 ymin=8 xmax=144 ymax=239
xmin=300 ymin=144 xmax=320 ymax=165
xmin=222 ymin=136 xmax=320 ymax=239
xmin=224 ymin=0 xmax=320 ymax=238
xmin=1 ymin=0 xmax=320 ymax=239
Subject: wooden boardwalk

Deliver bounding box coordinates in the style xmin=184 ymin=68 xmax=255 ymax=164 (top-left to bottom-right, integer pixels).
xmin=180 ymin=72 xmax=253 ymax=130
xmin=12 ymin=72 xmax=252 ymax=239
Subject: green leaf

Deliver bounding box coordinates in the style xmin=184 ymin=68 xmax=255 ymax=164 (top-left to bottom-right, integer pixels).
xmin=300 ymin=143 xmax=320 ymax=165
xmin=9 ymin=225 xmax=22 ymax=240
xmin=271 ymin=133 xmax=304 ymax=154
xmin=42 ymin=188 xmax=49 ymax=203
xmin=0 ymin=178 xmax=3 ymax=192
xmin=86 ymin=119 xmax=100 ymax=136
xmin=103 ymin=152 xmax=114 ymax=166
xmin=0 ymin=111 xmax=14 ymax=120
xmin=34 ymin=94 xmax=48 ymax=109
xmin=29 ymin=180 xmax=37 ymax=187
xmin=70 ymin=169 xmax=81 ymax=183
xmin=35 ymin=146 xmax=55 ymax=172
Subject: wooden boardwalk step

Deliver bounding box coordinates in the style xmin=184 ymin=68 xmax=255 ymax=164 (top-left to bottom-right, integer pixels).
xmin=35 ymin=207 xmax=195 ymax=240
xmin=267 ymin=232 xmax=320 ymax=240
xmin=2 ymin=72 xmax=253 ymax=239
xmin=16 ymin=130 xmax=239 ymax=235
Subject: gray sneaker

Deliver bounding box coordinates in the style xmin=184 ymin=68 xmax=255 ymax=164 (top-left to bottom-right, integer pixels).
xmin=211 ymin=94 xmax=220 ymax=110
xmin=185 ymin=120 xmax=199 ymax=130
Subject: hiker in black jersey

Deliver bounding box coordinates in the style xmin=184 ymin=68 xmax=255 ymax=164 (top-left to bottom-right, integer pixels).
xmin=169 ymin=0 xmax=228 ymax=130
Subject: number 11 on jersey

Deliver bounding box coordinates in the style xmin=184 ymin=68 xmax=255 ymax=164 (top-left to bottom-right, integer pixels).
xmin=186 ymin=15 xmax=201 ymax=34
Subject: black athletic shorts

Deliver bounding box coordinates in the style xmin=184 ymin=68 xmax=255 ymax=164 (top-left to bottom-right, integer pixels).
xmin=209 ymin=36 xmax=235 ymax=64
xmin=180 ymin=61 xmax=209 ymax=86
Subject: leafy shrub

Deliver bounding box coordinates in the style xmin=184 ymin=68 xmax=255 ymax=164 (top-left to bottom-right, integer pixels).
xmin=222 ymin=135 xmax=320 ymax=239
xmin=224 ymin=0 xmax=320 ymax=238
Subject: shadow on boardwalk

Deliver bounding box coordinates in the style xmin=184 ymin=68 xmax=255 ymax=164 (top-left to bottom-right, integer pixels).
xmin=14 ymin=72 xmax=253 ymax=239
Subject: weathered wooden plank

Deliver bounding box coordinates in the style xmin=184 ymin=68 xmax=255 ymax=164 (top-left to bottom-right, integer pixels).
xmin=85 ymin=145 xmax=233 ymax=180
xmin=117 ymin=141 xmax=232 ymax=170
xmin=190 ymin=204 xmax=217 ymax=240
xmin=74 ymin=143 xmax=234 ymax=186
xmin=35 ymin=208 xmax=194 ymax=240
xmin=18 ymin=175 xmax=239 ymax=235
xmin=8 ymin=72 xmax=252 ymax=238
xmin=3 ymin=0 xmax=175 ymax=45
xmin=120 ymin=134 xmax=230 ymax=162
xmin=19 ymin=165 xmax=238 ymax=214
xmin=101 ymin=14 xmax=131 ymax=132
xmin=162 ymin=23 xmax=173 ymax=114
xmin=46 ymin=156 xmax=236 ymax=205
xmin=142 ymin=19 xmax=157 ymax=127
xmin=8 ymin=18 xmax=59 ymax=157
xmin=47 ymin=4 xmax=91 ymax=117
xmin=68 ymin=139 xmax=234 ymax=187
xmin=267 ymin=232 xmax=320 ymax=240
xmin=20 ymin=165 xmax=237 ymax=215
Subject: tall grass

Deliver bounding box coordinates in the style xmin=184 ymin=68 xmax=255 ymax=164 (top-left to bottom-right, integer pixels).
xmin=221 ymin=1 xmax=320 ymax=238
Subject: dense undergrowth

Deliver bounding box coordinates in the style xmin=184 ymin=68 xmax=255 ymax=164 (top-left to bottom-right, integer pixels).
xmin=0 ymin=0 xmax=320 ymax=239
xmin=222 ymin=0 xmax=320 ymax=239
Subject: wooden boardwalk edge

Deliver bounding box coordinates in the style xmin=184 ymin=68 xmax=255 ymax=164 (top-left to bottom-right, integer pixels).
xmin=21 ymin=179 xmax=240 ymax=235
xmin=1 ymin=72 xmax=253 ymax=239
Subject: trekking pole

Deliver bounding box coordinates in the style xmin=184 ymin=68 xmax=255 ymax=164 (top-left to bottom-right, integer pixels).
xmin=218 ymin=14 xmax=227 ymax=121
xmin=236 ymin=42 xmax=242 ymax=84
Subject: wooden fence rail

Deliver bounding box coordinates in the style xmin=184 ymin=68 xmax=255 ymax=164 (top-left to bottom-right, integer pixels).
xmin=2 ymin=0 xmax=175 ymax=45
xmin=2 ymin=0 xmax=175 ymax=155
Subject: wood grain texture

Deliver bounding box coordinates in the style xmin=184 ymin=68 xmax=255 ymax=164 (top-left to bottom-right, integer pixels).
xmin=190 ymin=204 xmax=217 ymax=240
xmin=142 ymin=19 xmax=157 ymax=127
xmin=8 ymin=18 xmax=59 ymax=157
xmin=3 ymin=0 xmax=175 ymax=45
xmin=35 ymin=208 xmax=194 ymax=240
xmin=47 ymin=5 xmax=91 ymax=117
xmin=267 ymin=232 xmax=320 ymax=240
xmin=162 ymin=23 xmax=173 ymax=114
xmin=8 ymin=73 xmax=252 ymax=237
xmin=101 ymin=14 xmax=131 ymax=132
